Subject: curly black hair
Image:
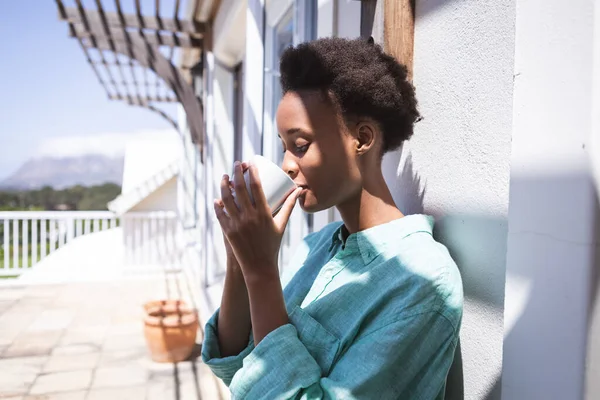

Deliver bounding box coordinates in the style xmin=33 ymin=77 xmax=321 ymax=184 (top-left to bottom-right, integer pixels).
xmin=279 ymin=37 xmax=421 ymax=154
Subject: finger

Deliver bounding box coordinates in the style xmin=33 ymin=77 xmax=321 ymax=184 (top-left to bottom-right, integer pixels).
xmin=274 ymin=187 xmax=302 ymax=230
xmin=220 ymin=174 xmax=239 ymax=218
xmin=232 ymin=161 xmax=253 ymax=210
xmin=248 ymin=164 xmax=269 ymax=212
xmin=213 ymin=199 xmax=230 ymax=228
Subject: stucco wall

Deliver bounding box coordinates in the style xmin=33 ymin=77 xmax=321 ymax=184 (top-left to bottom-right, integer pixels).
xmin=503 ymin=1 xmax=598 ymax=399
xmin=586 ymin=3 xmax=600 ymax=399
xmin=382 ymin=1 xmax=516 ymax=398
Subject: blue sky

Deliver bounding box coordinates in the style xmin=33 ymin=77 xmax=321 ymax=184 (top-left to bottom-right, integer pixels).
xmin=0 ymin=1 xmax=180 ymax=181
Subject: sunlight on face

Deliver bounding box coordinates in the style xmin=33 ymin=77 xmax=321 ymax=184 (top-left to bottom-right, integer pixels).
xmin=275 ymin=91 xmax=362 ymax=212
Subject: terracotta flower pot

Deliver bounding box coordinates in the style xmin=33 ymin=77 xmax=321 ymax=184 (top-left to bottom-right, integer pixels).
xmin=143 ymin=300 xmax=198 ymax=363
xmin=144 ymin=299 xmax=186 ymax=313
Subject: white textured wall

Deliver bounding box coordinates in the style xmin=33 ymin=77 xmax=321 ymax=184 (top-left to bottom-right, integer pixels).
xmin=213 ymin=0 xmax=247 ymax=66
xmin=586 ymin=2 xmax=600 ymax=399
xmin=503 ymin=1 xmax=598 ymax=399
xmin=384 ymin=1 xmax=515 ymax=398
xmin=197 ymin=0 xmax=249 ymax=318
xmin=243 ymin=0 xmax=265 ymax=159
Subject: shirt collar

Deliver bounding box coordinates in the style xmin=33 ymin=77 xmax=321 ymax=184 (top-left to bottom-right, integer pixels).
xmin=329 ymin=214 xmax=435 ymax=264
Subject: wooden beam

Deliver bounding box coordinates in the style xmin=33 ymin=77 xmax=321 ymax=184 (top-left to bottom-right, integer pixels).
xmin=61 ymin=7 xmax=205 ymax=36
xmin=72 ymin=24 xmax=202 ymax=49
xmin=82 ymin=33 xmax=205 ymax=159
xmin=90 ymin=60 xmax=193 ymax=71
xmin=57 ymin=0 xmax=204 ymax=158
xmin=383 ymin=0 xmax=415 ymax=79
xmin=109 ymin=94 xmax=178 ymax=104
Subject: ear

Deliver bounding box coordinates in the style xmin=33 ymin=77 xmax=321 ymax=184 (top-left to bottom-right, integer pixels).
xmin=355 ymin=121 xmax=377 ymax=156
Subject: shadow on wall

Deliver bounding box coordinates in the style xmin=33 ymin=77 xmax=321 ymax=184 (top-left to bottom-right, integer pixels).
xmin=498 ymin=173 xmax=600 ymax=400
xmin=360 ymin=0 xmax=463 ymax=40
xmin=388 ymin=152 xmax=600 ymax=400
xmin=384 ymin=150 xmax=467 ymax=399
xmin=587 ymin=185 xmax=600 ymax=398
xmin=383 ymin=149 xmax=426 ymax=215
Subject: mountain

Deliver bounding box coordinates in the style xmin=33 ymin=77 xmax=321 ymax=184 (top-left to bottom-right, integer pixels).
xmin=0 ymin=154 xmax=124 ymax=190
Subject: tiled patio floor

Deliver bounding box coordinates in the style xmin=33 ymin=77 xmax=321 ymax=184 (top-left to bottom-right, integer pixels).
xmin=0 ymin=278 xmax=224 ymax=400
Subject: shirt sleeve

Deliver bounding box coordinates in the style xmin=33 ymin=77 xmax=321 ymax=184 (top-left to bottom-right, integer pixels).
xmin=200 ymin=229 xmax=320 ymax=386
xmin=228 ymin=310 xmax=459 ymax=399
xmin=200 ymin=309 xmax=255 ymax=386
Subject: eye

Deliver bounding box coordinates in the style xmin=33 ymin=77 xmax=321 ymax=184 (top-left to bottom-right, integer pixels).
xmin=295 ymin=144 xmax=310 ymax=154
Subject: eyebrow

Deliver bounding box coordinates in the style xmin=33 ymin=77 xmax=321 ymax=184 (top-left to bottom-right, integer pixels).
xmin=278 ymin=128 xmax=310 ymax=138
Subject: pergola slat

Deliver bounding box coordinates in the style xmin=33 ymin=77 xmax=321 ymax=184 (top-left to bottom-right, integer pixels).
xmin=108 ymin=94 xmax=178 ymax=104
xmin=61 ymin=7 xmax=205 ymax=36
xmin=92 ymin=0 xmax=133 ymax=103
xmin=73 ymin=0 xmax=124 ymax=100
xmin=56 ymin=0 xmax=205 ymax=160
xmin=168 ymin=0 xmax=183 ymax=62
xmin=73 ymin=24 xmax=202 ymax=49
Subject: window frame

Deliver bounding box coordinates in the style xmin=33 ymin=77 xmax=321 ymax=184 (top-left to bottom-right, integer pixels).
xmin=263 ymin=0 xmax=317 ymax=271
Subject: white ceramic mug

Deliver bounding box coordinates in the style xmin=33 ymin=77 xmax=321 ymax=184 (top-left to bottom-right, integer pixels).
xmin=231 ymin=155 xmax=297 ymax=215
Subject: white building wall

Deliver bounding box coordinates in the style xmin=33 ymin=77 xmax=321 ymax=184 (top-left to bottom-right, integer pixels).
xmin=191 ymin=0 xmax=249 ymax=317
xmin=204 ymin=60 xmax=237 ymax=289
xmin=121 ymin=133 xmax=180 ymax=193
xmin=180 ymin=1 xmax=600 ymax=399
xmin=130 ymin=177 xmax=178 ymax=212
xmin=244 ymin=0 xmax=265 ymax=159
xmin=382 ymin=1 xmax=515 ymax=399
xmin=586 ymin=3 xmax=600 ymax=399
xmin=503 ymin=1 xmax=599 ymax=399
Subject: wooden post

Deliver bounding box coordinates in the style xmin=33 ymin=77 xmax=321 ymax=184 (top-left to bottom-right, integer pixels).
xmin=360 ymin=0 xmax=415 ymax=80
xmin=383 ymin=0 xmax=415 ymax=80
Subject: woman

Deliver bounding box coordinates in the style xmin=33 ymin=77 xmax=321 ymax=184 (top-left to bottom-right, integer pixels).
xmin=201 ymin=37 xmax=463 ymax=399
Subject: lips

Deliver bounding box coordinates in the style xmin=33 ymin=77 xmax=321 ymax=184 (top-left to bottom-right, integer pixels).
xmin=295 ymin=184 xmax=308 ymax=198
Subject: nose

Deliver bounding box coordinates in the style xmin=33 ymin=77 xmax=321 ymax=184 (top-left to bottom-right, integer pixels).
xmin=281 ymin=151 xmax=299 ymax=180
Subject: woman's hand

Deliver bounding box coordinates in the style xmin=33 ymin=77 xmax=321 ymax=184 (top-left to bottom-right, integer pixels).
xmin=214 ymin=161 xmax=302 ymax=282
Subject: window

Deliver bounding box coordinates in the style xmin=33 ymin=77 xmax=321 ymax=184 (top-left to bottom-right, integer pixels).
xmin=264 ymin=0 xmax=317 ymax=271
xmin=264 ymin=0 xmax=316 ymax=165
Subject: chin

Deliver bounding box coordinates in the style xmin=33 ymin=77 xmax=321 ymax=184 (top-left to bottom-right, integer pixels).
xmin=299 ymin=192 xmax=328 ymax=213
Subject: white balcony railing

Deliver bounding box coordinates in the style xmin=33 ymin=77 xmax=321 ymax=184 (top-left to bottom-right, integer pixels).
xmin=0 ymin=211 xmax=118 ymax=276
xmin=120 ymin=211 xmax=181 ymax=269
xmin=0 ymin=211 xmax=181 ymax=277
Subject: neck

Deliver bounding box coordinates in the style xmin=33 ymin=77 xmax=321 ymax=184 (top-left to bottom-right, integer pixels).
xmin=336 ymin=167 xmax=404 ymax=234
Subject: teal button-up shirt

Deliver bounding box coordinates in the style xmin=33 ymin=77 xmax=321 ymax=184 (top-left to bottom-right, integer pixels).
xmin=202 ymin=214 xmax=463 ymax=399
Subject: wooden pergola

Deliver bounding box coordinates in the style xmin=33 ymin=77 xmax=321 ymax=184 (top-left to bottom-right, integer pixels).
xmin=56 ymin=0 xmax=415 ymax=163
xmin=54 ymin=0 xmax=208 ymax=160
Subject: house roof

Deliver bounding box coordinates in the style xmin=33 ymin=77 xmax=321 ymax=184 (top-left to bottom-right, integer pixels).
xmin=107 ymin=161 xmax=179 ymax=215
